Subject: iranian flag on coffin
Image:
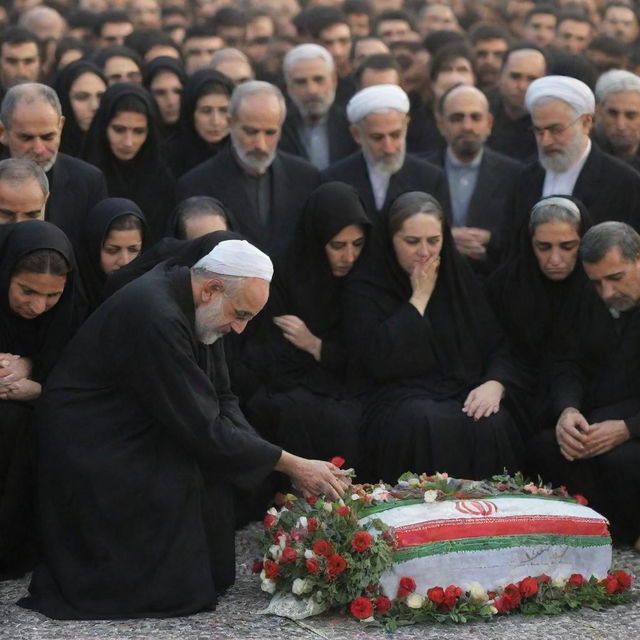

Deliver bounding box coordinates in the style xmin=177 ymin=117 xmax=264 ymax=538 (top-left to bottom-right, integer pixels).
xmin=358 ymin=495 xmax=612 ymax=596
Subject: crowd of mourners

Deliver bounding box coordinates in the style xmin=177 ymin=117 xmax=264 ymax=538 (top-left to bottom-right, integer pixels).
xmin=1 ymin=0 xmax=640 ymax=621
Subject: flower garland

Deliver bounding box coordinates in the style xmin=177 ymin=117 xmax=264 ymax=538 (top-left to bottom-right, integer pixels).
xmin=255 ymin=466 xmax=636 ymax=630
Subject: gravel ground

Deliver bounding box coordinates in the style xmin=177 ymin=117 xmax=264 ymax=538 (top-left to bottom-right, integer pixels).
xmin=1 ymin=522 xmax=639 ymax=640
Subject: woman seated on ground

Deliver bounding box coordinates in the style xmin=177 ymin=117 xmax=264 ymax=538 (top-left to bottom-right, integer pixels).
xmin=0 ymin=221 xmax=77 ymax=578
xmin=169 ymin=196 xmax=235 ymax=240
xmin=344 ymin=191 xmax=524 ymax=484
xmin=83 ymin=84 xmax=175 ymax=245
xmin=77 ymin=198 xmax=146 ymax=314
xmin=167 ymin=68 xmax=234 ymax=178
xmin=243 ymin=182 xmax=370 ymax=467
xmin=485 ymin=196 xmax=592 ymax=437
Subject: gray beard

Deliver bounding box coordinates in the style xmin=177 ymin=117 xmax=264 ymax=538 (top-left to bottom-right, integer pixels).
xmin=539 ymin=133 xmax=585 ymax=173
xmin=194 ymin=297 xmax=225 ymax=345
xmin=362 ymin=144 xmax=405 ymax=175
xmin=231 ymin=137 xmax=276 ymax=175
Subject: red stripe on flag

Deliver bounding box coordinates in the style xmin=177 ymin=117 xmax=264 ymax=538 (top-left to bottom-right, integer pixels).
xmin=395 ymin=516 xmax=609 ymax=548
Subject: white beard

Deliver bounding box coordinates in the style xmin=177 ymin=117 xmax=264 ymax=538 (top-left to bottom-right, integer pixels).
xmin=539 ymin=130 xmax=585 ymax=173
xmin=362 ymin=142 xmax=405 ymax=175
xmin=194 ymin=295 xmax=225 ymax=345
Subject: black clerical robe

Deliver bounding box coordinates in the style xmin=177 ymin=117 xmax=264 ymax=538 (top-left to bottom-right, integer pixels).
xmin=21 ymin=264 xmax=281 ymax=620
xmin=177 ymin=146 xmax=320 ymax=256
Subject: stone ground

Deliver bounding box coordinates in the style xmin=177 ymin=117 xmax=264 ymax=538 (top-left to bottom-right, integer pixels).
xmin=1 ymin=522 xmax=639 ymax=640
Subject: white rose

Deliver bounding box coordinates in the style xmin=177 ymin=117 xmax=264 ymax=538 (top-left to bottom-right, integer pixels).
xmin=292 ymin=578 xmax=313 ymax=595
xmin=278 ymin=534 xmax=287 ymax=549
xmin=489 ymin=605 xmax=498 ymax=615
xmin=351 ymin=493 xmax=361 ymax=501
xmin=297 ymin=516 xmax=308 ymax=529
xmin=408 ymin=477 xmax=420 ymax=487
xmin=261 ymin=579 xmax=276 ymax=594
xmin=259 ymin=570 xmax=266 ymax=581
xmin=269 ymin=544 xmax=282 ymax=561
xmin=323 ymin=502 xmax=333 ymax=513
xmin=267 ymin=507 xmax=278 ymax=517
xmin=552 ymin=576 xmax=567 ymax=588
xmin=304 ymin=549 xmax=315 ymax=559
xmin=423 ymin=490 xmax=438 ymax=503
xmin=467 ymin=582 xmax=488 ymax=604
xmin=406 ymin=593 xmax=424 ymax=609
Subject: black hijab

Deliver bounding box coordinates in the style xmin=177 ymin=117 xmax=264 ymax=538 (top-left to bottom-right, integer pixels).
xmin=143 ymin=56 xmax=187 ymax=143
xmin=0 ymin=221 xmax=77 ymax=382
xmin=347 ymin=191 xmax=508 ymax=399
xmin=168 ymin=68 xmax=234 ymax=178
xmin=82 ymin=83 xmax=176 ymax=245
xmin=77 ymin=197 xmax=147 ymax=312
xmin=51 ymin=60 xmax=107 ymax=158
xmin=485 ymin=195 xmax=593 ymax=366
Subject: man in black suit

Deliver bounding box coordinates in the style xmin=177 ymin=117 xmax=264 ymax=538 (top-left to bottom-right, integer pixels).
xmin=178 ymin=81 xmax=320 ymax=256
xmin=427 ymin=84 xmax=522 ymax=276
xmin=279 ymin=43 xmax=357 ymax=169
xmin=321 ymin=83 xmax=447 ymax=222
xmin=506 ymin=75 xmax=640 ymax=254
xmin=0 ymin=83 xmax=107 ymax=249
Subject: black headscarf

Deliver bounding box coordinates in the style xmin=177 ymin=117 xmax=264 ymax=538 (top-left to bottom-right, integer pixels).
xmin=102 ymin=229 xmax=245 ymax=298
xmin=346 ymin=191 xmax=509 ymax=399
xmin=143 ymin=56 xmax=187 ymax=143
xmin=77 ymin=197 xmax=147 ymax=312
xmin=51 ymin=60 xmax=107 ymax=158
xmin=82 ymin=83 xmax=176 ymax=245
xmin=0 ymin=221 xmax=77 ymax=382
xmin=485 ymin=195 xmax=593 ymax=366
xmin=168 ymin=68 xmax=234 ymax=178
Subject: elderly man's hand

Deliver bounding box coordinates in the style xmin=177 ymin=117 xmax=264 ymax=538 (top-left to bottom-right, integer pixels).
xmin=582 ymin=420 xmax=629 ymax=458
xmin=0 ymin=354 xmax=31 ymax=387
xmin=555 ymin=407 xmax=590 ymax=461
xmin=0 ymin=378 xmax=41 ymax=402
xmin=275 ymin=452 xmax=351 ymax=501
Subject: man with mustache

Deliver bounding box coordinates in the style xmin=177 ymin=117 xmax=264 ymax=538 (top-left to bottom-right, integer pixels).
xmin=279 ymin=43 xmax=356 ymax=170
xmin=426 ymin=84 xmax=522 ymax=277
xmin=178 ymin=81 xmax=320 ymax=256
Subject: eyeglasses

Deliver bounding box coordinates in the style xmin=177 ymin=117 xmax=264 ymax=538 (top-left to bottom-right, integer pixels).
xmin=530 ymin=115 xmax=582 ymax=137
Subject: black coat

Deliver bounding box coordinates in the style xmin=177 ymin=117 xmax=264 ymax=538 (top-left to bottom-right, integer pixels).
xmin=177 ymin=146 xmax=320 ymax=255
xmin=278 ymin=102 xmax=358 ymax=167
xmin=423 ymin=147 xmax=523 ymax=272
xmin=505 ymin=143 xmax=640 ymax=256
xmin=45 ymin=153 xmax=108 ymax=252
xmin=20 ymin=263 xmax=281 ymax=619
xmin=486 ymin=89 xmax=537 ymax=163
xmin=321 ymin=151 xmax=448 ymax=223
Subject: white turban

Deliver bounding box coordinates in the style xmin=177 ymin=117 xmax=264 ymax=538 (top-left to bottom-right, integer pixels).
xmin=525 ymin=75 xmax=595 ymax=116
xmin=193 ymin=239 xmax=273 ymax=282
xmin=347 ymin=84 xmax=410 ymax=125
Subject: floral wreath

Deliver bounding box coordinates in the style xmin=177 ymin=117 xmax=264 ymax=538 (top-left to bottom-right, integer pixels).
xmin=255 ymin=461 xmax=636 ymax=630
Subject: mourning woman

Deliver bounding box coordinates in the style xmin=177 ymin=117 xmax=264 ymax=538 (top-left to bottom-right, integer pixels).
xmin=77 ymin=198 xmax=147 ymax=313
xmin=244 ymin=183 xmax=370 ymax=466
xmin=167 ymin=68 xmax=234 ymax=178
xmin=52 ymin=60 xmax=107 ymax=157
xmin=0 ymin=221 xmax=77 ymax=577
xmin=485 ymin=196 xmax=591 ymax=435
xmin=345 ymin=191 xmax=523 ymax=483
xmin=83 ymin=83 xmax=176 ymax=245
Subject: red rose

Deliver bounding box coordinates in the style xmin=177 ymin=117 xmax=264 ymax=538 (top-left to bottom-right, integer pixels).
xmin=331 ymin=456 xmax=346 ymax=468
xmin=574 ymin=493 xmax=589 ymax=506
xmin=441 ymin=585 xmax=462 ymax=611
xmin=375 ymin=596 xmax=392 ymax=614
xmin=263 ymin=513 xmax=276 ymax=529
xmin=614 ymin=571 xmax=633 ymax=591
xmin=350 ymin=596 xmax=373 ymax=619
xmin=536 ymin=574 xmax=551 ymax=584
xmin=313 ymin=539 xmax=333 ymax=557
xmin=494 ymin=595 xmax=513 ymax=613
xmin=281 ymin=546 xmax=297 ymax=564
xmin=305 ymin=558 xmax=319 ymax=574
xmin=336 ymin=505 xmax=351 ymax=516
xmin=487 ymin=591 xmax=496 ymax=599
xmin=351 ymin=531 xmax=373 ymax=552
xmin=272 ymin=529 xmax=288 ymax=544
xmin=519 ymin=577 xmax=539 ymax=598
xmin=503 ymin=584 xmax=522 ymax=608
xmin=264 ymin=559 xmax=280 ymax=579
xmin=252 ymin=560 xmax=263 ymax=574
xmin=602 ymin=576 xmax=619 ymax=594
xmin=307 ymin=517 xmax=318 ymax=532
xmin=567 ymin=573 xmax=585 ymax=587
xmin=306 ymin=495 xmax=318 ymax=506
xmin=397 ymin=576 xmax=417 ymax=598
xmin=326 ymin=553 xmax=347 ymax=577
xmin=427 ymin=586 xmax=445 ymax=604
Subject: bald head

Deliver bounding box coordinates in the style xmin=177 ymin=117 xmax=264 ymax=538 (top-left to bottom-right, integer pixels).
xmin=19 ymin=6 xmax=66 ymax=42
xmin=437 ymin=84 xmax=493 ymax=162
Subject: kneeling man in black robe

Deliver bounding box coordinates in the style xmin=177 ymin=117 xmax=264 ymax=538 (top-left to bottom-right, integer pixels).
xmin=20 ymin=237 xmax=349 ymax=620
xmin=528 ymin=222 xmax=640 ymax=549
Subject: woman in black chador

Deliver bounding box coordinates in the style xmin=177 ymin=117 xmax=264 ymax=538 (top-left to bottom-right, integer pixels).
xmin=344 ymin=191 xmax=524 ymax=483
xmin=77 ymin=197 xmax=147 ymax=314
xmin=0 ymin=221 xmax=77 ymax=578
xmin=244 ymin=182 xmax=371 ymax=467
xmin=83 ymin=83 xmax=175 ymax=245
xmin=485 ymin=196 xmax=592 ymax=436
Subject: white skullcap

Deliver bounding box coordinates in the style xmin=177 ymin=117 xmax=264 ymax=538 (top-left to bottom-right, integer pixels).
xmin=193 ymin=239 xmax=273 ymax=282
xmin=347 ymin=84 xmax=410 ymax=125
xmin=525 ymin=75 xmax=595 ymax=116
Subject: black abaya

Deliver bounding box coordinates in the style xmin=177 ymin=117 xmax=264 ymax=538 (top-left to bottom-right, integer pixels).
xmin=344 ymin=198 xmax=524 ymax=483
